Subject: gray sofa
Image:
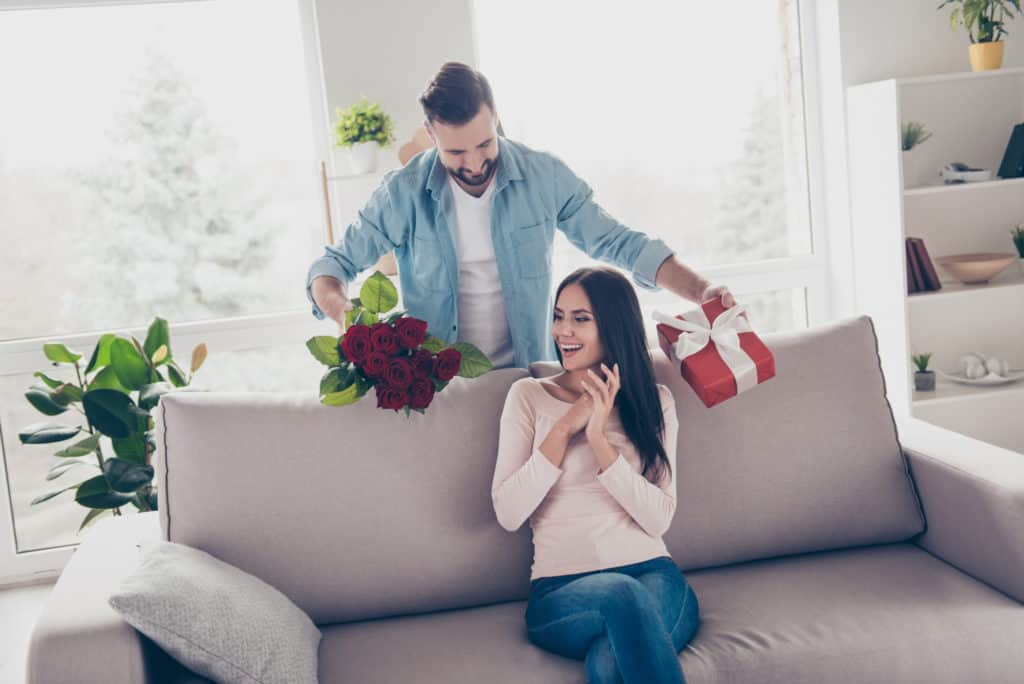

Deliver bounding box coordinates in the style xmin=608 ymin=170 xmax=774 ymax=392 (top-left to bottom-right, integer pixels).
xmin=27 ymin=314 xmax=1024 ymax=683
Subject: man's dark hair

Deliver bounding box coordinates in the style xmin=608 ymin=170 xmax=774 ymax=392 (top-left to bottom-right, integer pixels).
xmin=419 ymin=62 xmax=496 ymax=126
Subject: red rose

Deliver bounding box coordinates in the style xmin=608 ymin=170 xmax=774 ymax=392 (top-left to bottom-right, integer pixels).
xmin=369 ymin=322 xmax=400 ymax=355
xmin=362 ymin=351 xmax=389 ymax=378
xmin=394 ymin=317 xmax=428 ymax=350
xmin=435 ymin=348 xmax=462 ymax=382
xmin=375 ymin=384 xmax=408 ymax=411
xmin=409 ymin=377 xmax=435 ymax=410
xmin=340 ymin=324 xmax=372 ymax=363
xmin=411 ymin=349 xmax=435 ymax=379
xmin=383 ymin=357 xmax=415 ymax=390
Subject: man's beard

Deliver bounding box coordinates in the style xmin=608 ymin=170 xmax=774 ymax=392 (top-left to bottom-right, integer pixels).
xmin=449 ymin=157 xmax=496 ymax=186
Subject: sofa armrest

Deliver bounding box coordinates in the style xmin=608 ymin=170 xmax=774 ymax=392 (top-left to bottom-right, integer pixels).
xmin=27 ymin=512 xmax=162 ymax=684
xmin=898 ymin=417 xmax=1024 ymax=604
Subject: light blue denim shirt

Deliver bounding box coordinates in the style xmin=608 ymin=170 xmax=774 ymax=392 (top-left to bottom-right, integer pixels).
xmin=305 ymin=137 xmax=674 ymax=368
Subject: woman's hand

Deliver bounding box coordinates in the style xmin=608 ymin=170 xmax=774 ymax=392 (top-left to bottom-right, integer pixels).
xmin=556 ymin=392 xmax=594 ymax=437
xmin=581 ymin=363 xmax=620 ymax=445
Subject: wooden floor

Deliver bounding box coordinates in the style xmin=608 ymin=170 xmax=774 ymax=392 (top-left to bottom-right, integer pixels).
xmin=0 ymin=581 xmax=54 ymax=684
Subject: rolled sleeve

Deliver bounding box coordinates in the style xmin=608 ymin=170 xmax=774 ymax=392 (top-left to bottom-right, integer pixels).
xmin=631 ymin=237 xmax=674 ymax=291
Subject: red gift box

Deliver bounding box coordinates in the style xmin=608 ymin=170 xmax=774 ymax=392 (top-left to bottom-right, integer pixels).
xmin=654 ymin=298 xmax=775 ymax=408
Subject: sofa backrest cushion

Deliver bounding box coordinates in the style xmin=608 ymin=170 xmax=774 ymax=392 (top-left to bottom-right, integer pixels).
xmin=156 ymin=368 xmax=536 ymax=626
xmin=532 ymin=314 xmax=925 ymax=571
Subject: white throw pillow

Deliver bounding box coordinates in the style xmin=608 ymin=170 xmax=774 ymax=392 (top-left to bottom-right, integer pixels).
xmin=109 ymin=540 xmax=320 ymax=684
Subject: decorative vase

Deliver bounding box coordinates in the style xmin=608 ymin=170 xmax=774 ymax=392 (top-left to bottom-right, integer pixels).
xmin=348 ymin=141 xmax=378 ymax=175
xmin=969 ymin=41 xmax=1004 ymax=71
xmin=914 ymin=370 xmax=936 ymax=392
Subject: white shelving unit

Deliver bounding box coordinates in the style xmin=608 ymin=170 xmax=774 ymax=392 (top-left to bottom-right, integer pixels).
xmin=846 ymin=67 xmax=1024 ymax=453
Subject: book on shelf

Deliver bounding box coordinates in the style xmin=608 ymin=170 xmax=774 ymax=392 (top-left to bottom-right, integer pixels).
xmin=905 ymin=237 xmax=942 ymax=293
xmin=998 ymin=123 xmax=1024 ymax=179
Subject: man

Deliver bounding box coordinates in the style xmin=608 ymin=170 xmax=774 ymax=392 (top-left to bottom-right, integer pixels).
xmin=306 ymin=61 xmax=734 ymax=369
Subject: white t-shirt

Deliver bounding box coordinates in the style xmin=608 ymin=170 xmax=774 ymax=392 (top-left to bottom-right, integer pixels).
xmin=447 ymin=175 xmax=516 ymax=369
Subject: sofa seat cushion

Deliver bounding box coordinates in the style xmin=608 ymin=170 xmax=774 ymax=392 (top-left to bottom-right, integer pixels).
xmin=317 ymin=543 xmax=1024 ymax=684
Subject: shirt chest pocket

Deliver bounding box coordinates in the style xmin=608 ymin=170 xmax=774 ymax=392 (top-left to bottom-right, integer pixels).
xmin=511 ymin=220 xmax=553 ymax=279
xmin=411 ymin=234 xmax=449 ymax=293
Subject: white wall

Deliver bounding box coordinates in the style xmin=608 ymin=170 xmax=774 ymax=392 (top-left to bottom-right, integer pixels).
xmin=314 ymin=0 xmax=477 ymax=151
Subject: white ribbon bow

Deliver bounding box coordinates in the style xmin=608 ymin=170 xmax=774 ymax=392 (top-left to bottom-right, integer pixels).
xmin=652 ymin=306 xmax=759 ymax=395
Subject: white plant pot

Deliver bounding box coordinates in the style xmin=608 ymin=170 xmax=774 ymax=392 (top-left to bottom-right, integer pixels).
xmin=347 ymin=142 xmax=378 ymax=175
xmin=902 ymin=148 xmax=919 ymax=189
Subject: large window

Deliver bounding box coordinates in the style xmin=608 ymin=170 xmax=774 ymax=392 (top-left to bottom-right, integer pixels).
xmin=0 ymin=0 xmax=326 ymax=573
xmin=471 ymin=0 xmax=818 ymax=337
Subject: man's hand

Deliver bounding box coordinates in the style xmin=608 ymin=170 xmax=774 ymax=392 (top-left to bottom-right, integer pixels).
xmin=700 ymin=283 xmax=735 ymax=308
xmin=311 ymin=276 xmax=353 ymax=329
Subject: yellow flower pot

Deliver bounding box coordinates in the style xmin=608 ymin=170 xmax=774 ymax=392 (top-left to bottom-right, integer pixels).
xmin=969 ymin=40 xmax=1005 ymax=71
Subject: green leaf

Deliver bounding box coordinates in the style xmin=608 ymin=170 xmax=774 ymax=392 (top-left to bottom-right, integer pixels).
xmin=54 ymin=434 xmax=101 ymax=458
xmin=421 ymin=335 xmax=446 ymax=353
xmin=345 ymin=306 xmax=363 ymax=329
xmin=359 ymin=271 xmax=398 ymax=315
xmin=451 ymin=342 xmax=493 ymax=379
xmin=78 ymin=507 xmax=110 ymax=533
xmin=112 ymin=433 xmax=146 ymax=465
xmin=143 ymin=318 xmax=170 ymax=362
xmin=25 ymin=386 xmax=68 ymax=416
xmin=306 ymin=336 xmax=342 ymax=367
xmin=85 ymin=334 xmax=117 ymax=375
xmin=31 ymin=483 xmax=81 ymax=505
xmin=75 ymin=475 xmax=134 ymax=509
xmin=431 ymin=377 xmax=450 ymax=392
xmin=320 ymin=366 xmax=354 ymax=395
xmin=322 ymin=383 xmax=361 ymax=407
xmin=53 ymin=383 xmax=84 ymax=405
xmin=88 ymin=365 xmax=129 ymax=392
xmin=19 ymin=422 xmax=81 ymax=444
xmin=350 ymin=297 xmax=362 ymax=307
xmin=43 ymin=343 xmax=82 ymax=364
xmin=32 ymin=372 xmax=64 ymax=389
xmin=46 ymin=459 xmax=94 ymax=481
xmin=110 ymin=338 xmax=150 ymax=391
xmin=384 ymin=309 xmax=408 ymax=324
xmin=102 ymin=458 xmax=154 ymax=494
xmin=82 ymin=389 xmax=139 ymax=438
xmin=138 ymin=382 xmax=174 ymax=411
xmin=166 ymin=361 xmax=188 ymax=388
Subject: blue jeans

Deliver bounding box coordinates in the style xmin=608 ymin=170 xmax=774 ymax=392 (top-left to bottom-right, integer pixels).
xmin=525 ymin=555 xmax=700 ymax=684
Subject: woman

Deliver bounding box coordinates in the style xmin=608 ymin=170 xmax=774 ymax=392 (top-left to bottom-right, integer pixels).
xmin=492 ymin=266 xmax=700 ymax=684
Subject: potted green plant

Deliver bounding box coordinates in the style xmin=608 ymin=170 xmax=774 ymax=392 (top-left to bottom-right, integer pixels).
xmin=901 ymin=121 xmax=934 ymax=188
xmin=1012 ymin=223 xmax=1024 ymax=273
xmin=938 ymin=0 xmax=1021 ymax=71
xmin=333 ymin=97 xmax=395 ymax=174
xmin=19 ymin=318 xmax=206 ymax=533
xmin=912 ymin=352 xmax=936 ymax=391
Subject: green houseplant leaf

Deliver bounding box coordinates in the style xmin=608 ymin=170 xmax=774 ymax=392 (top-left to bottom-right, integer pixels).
xmin=19 ymin=422 xmax=81 ymax=444
xmin=84 ymin=333 xmax=117 ymax=375
xmin=43 ymin=343 xmax=82 ymax=365
xmin=25 ymin=385 xmax=68 ymax=416
xmin=110 ymin=338 xmax=151 ymax=390
xmin=143 ymin=318 xmax=170 ymax=362
xmin=54 ymin=434 xmax=101 ymax=458
xmin=82 ymin=389 xmax=139 ymax=438
xmin=74 ymin=474 xmax=134 ymax=509
xmin=102 ymin=458 xmax=155 ymax=494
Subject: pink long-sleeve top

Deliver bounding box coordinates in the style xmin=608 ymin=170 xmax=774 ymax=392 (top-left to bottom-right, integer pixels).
xmin=492 ymin=377 xmax=680 ymax=581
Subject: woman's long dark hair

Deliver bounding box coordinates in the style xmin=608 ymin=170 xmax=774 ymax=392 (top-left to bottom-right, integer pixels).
xmin=554 ymin=267 xmax=670 ymax=486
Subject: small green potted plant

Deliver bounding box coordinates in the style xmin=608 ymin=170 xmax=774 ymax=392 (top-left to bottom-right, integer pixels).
xmin=938 ymin=0 xmax=1021 ymax=71
xmin=1012 ymin=223 xmax=1024 ymax=273
xmin=901 ymin=121 xmax=934 ymax=188
xmin=912 ymin=352 xmax=936 ymax=391
xmin=333 ymin=97 xmax=395 ymax=174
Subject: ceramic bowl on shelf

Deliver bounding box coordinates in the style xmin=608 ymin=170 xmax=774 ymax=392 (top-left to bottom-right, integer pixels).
xmin=936 ymin=369 xmax=1024 ymax=386
xmin=935 ymin=252 xmax=1017 ymax=284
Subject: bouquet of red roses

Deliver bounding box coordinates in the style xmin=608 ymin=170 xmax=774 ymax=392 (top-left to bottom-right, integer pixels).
xmin=306 ymin=272 xmax=491 ymax=415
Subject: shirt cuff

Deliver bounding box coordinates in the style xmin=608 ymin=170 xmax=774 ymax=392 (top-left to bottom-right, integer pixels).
xmin=596 ymin=452 xmax=630 ymax=483
xmin=306 ymin=257 xmax=353 ymax=320
xmin=631 ymin=238 xmax=674 ymax=291
xmin=529 ymin=447 xmax=564 ymax=484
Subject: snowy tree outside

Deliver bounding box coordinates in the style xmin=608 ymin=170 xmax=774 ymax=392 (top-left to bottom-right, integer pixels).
xmin=0 ymin=0 xmax=323 ymax=551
